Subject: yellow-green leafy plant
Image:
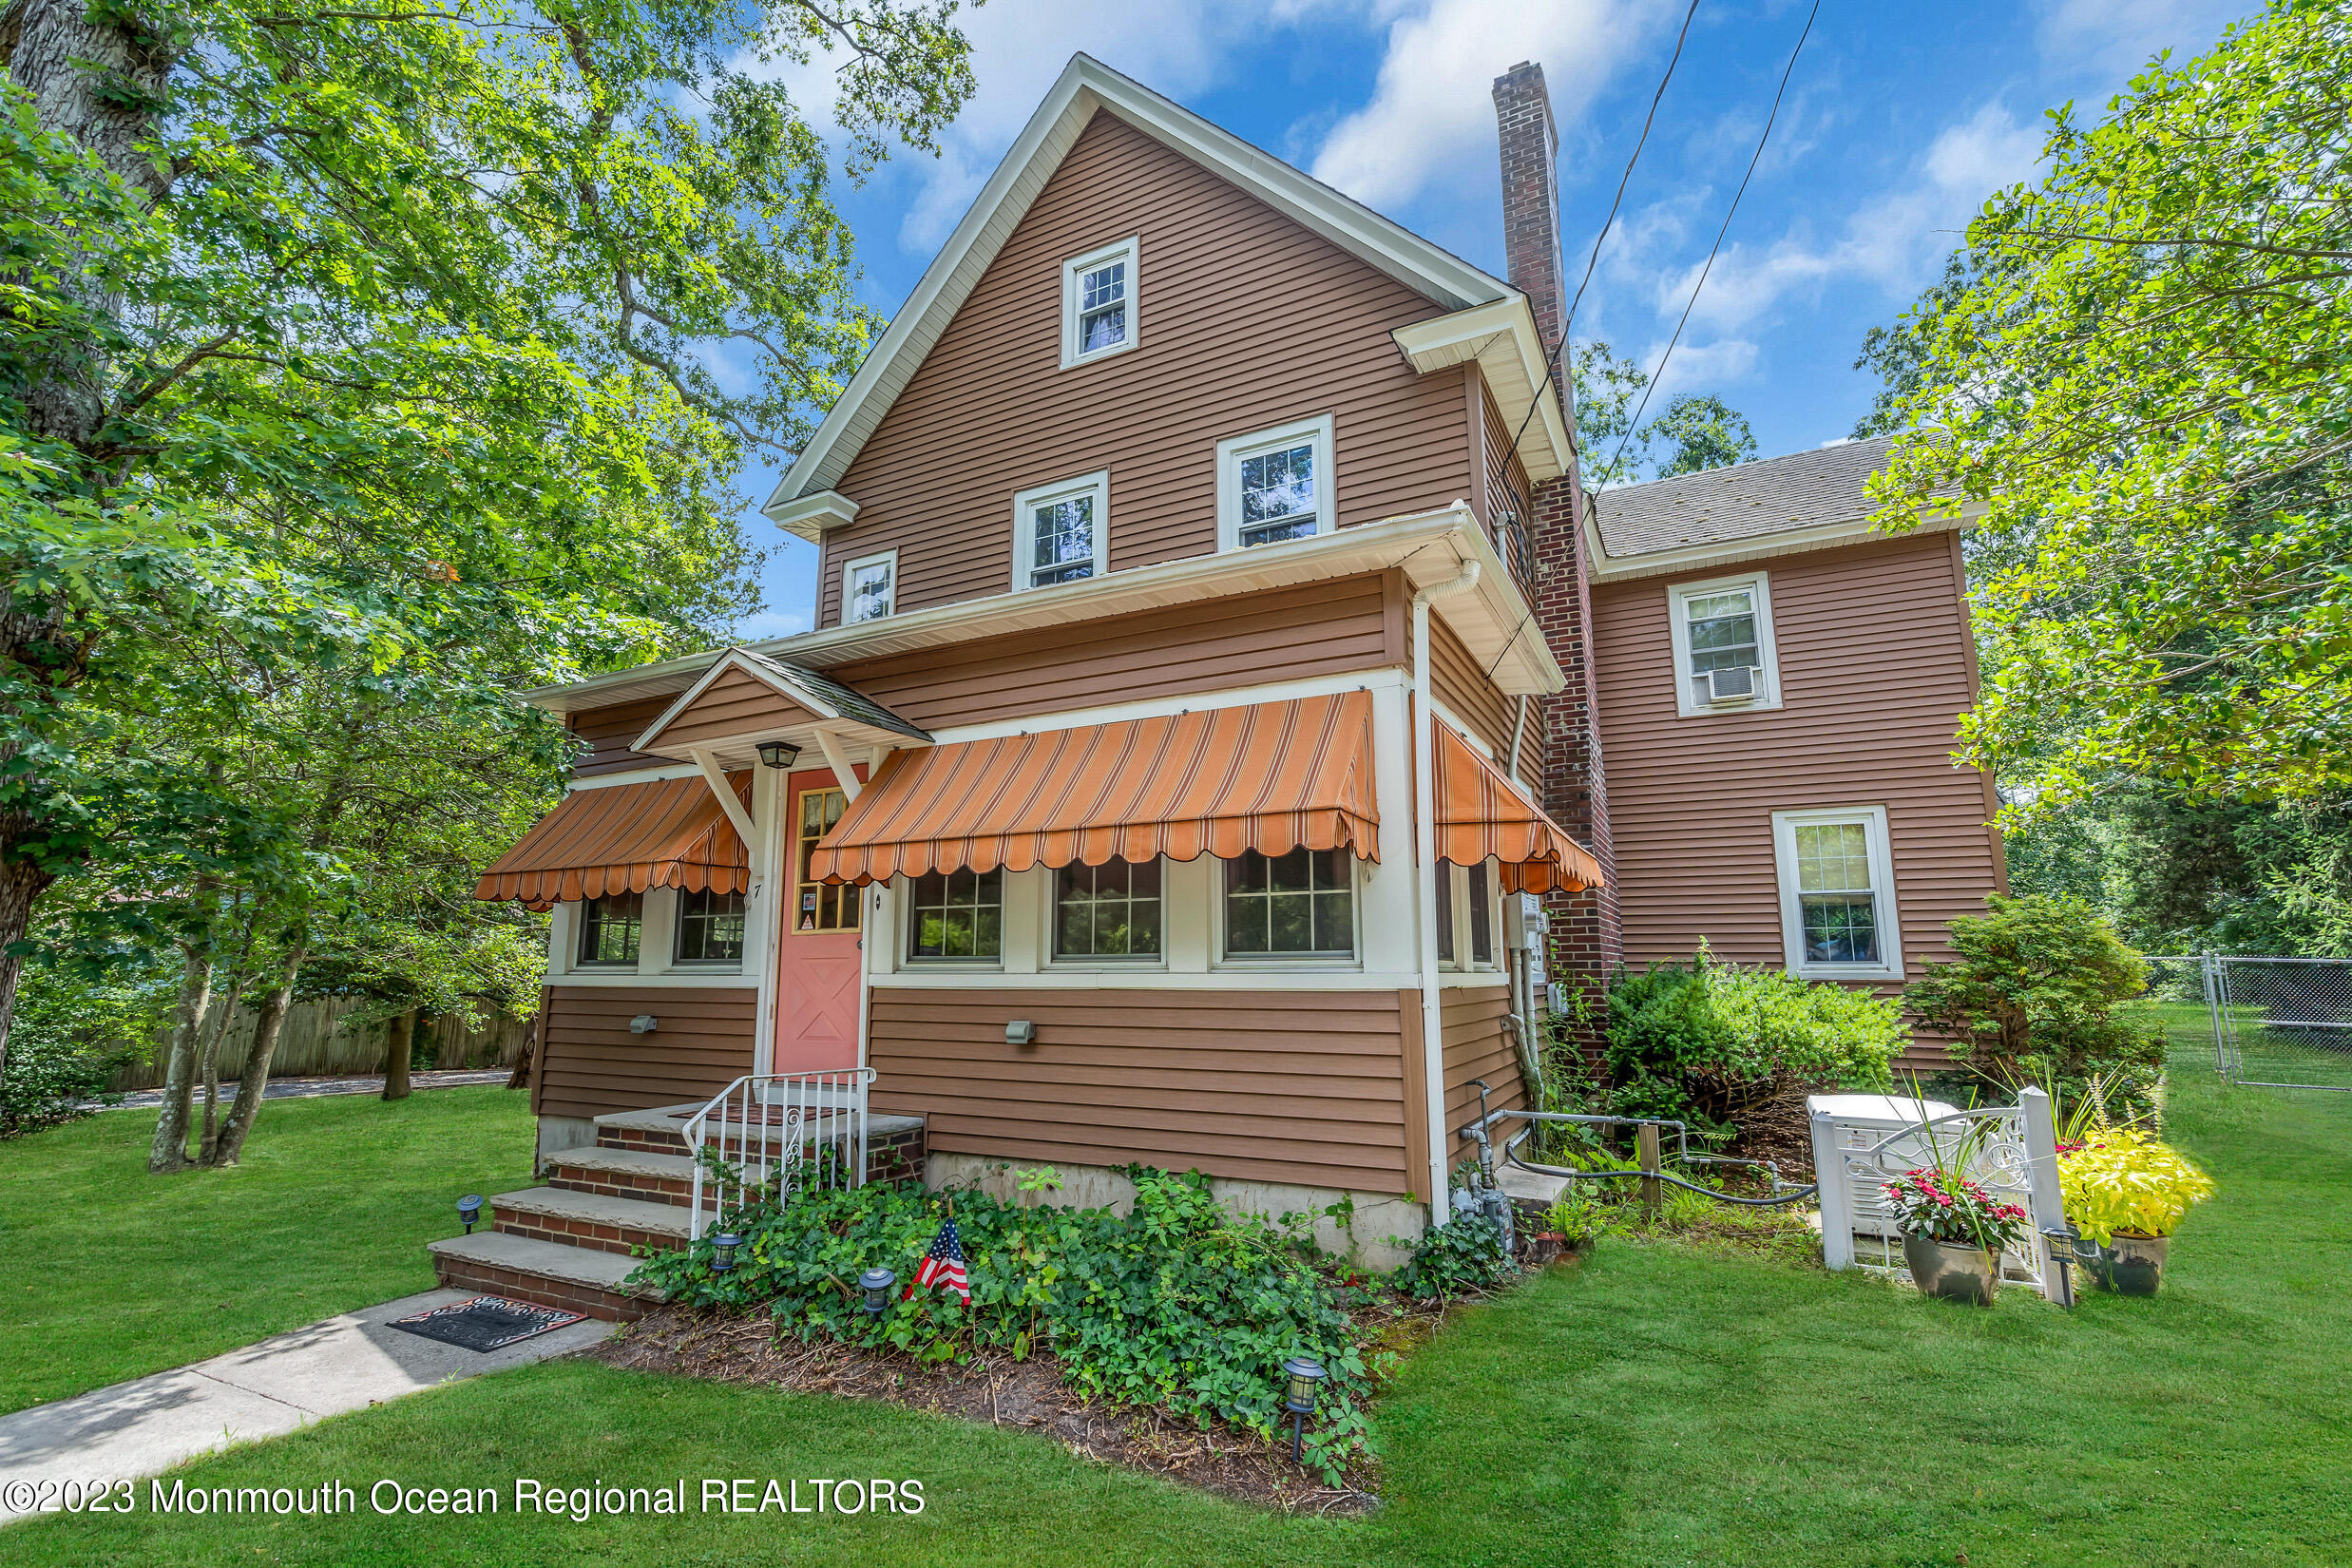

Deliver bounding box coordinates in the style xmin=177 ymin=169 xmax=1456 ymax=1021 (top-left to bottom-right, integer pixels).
xmin=2058 ymin=1128 xmax=2216 ymax=1244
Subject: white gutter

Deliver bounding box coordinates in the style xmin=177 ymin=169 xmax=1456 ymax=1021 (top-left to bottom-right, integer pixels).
xmin=1411 ymin=559 xmax=1482 ymax=1220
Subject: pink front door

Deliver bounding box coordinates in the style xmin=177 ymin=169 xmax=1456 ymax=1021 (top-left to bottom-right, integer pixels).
xmin=774 ymin=772 xmax=864 ymax=1073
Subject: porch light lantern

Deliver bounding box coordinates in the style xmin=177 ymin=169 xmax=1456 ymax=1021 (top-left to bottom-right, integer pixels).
xmin=859 ymin=1267 xmax=896 ymax=1316
xmin=755 ymin=740 xmax=802 ymax=771
xmin=457 ymin=1195 xmax=483 ymax=1234
xmin=710 ymin=1231 xmax=742 ymax=1273
xmin=1281 ymin=1356 xmax=1327 ymax=1463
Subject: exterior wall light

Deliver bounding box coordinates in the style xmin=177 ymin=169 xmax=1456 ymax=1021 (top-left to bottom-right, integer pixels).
xmin=710 ymin=1231 xmax=742 ymax=1273
xmin=859 ymin=1267 xmax=896 ymax=1316
xmin=457 ymin=1195 xmax=483 ymax=1234
xmin=756 ymin=740 xmax=802 ymax=770
xmin=1282 ymin=1356 xmax=1327 ymax=1463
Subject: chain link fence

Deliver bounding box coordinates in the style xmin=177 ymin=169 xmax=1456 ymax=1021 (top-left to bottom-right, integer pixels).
xmin=2136 ymin=955 xmax=2352 ymax=1094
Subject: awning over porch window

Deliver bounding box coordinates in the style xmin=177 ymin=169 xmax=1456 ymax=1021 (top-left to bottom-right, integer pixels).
xmin=1435 ymin=723 xmax=1605 ymax=894
xmin=807 ymin=691 xmax=1379 ymax=884
xmin=473 ymin=773 xmax=753 ymax=910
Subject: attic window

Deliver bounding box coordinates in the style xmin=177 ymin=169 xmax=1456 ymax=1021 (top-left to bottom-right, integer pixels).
xmin=1061 ymin=238 xmax=1138 ymax=368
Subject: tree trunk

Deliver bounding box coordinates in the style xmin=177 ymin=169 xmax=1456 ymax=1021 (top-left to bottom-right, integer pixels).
xmin=382 ymin=1009 xmax=416 ymax=1101
xmin=196 ymin=977 xmax=245 ymax=1165
xmin=146 ymin=947 xmax=213 ymax=1173
xmin=0 ymin=856 xmax=52 ymax=1089
xmin=209 ymin=946 xmax=304 ymax=1168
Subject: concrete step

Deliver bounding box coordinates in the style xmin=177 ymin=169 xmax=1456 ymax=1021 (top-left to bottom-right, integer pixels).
xmin=427 ymin=1232 xmax=660 ymax=1323
xmin=546 ymin=1145 xmax=698 ymax=1207
xmin=489 ymin=1185 xmax=690 ymax=1256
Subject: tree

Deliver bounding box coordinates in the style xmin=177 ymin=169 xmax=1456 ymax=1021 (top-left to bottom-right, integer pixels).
xmin=0 ymin=0 xmax=979 ymax=1088
xmin=1643 ymin=393 xmax=1758 ymax=478
xmin=1864 ymin=1 xmax=2352 ymax=813
xmin=1568 ymin=340 xmax=1758 ymax=484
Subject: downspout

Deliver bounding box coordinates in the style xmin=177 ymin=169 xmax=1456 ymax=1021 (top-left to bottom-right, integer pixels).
xmin=1412 ymin=557 xmax=1482 ymax=1220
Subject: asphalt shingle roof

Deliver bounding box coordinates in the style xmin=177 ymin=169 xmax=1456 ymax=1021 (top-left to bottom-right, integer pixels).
xmin=1593 ymin=434 xmax=1896 ymax=559
xmin=738 ymin=649 xmax=932 ymax=741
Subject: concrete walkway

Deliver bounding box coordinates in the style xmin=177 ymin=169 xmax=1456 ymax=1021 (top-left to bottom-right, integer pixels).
xmin=99 ymin=1068 xmax=513 ymax=1112
xmin=0 ymin=1288 xmax=610 ymax=1524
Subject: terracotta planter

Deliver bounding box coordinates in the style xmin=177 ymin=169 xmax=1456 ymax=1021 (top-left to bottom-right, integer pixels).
xmin=2083 ymin=1231 xmax=2169 ymax=1296
xmin=1903 ymin=1234 xmax=1999 ymax=1305
xmin=1523 ymin=1231 xmax=1568 ymax=1268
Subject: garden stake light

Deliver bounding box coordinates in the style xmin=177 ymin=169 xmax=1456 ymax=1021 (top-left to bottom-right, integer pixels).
xmin=1282 ymin=1356 xmax=1326 ymax=1464
xmin=457 ymin=1195 xmax=482 ymax=1234
xmin=859 ymin=1267 xmax=896 ymax=1316
xmin=710 ymin=1232 xmax=742 ymax=1273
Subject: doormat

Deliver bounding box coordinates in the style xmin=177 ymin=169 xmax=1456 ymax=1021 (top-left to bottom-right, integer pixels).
xmin=387 ymin=1295 xmax=587 ymax=1352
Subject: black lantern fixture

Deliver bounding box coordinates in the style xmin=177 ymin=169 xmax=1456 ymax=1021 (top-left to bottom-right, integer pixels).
xmin=457 ymin=1195 xmax=483 ymax=1234
xmin=755 ymin=739 xmax=802 ymax=771
xmin=710 ymin=1231 xmax=742 ymax=1273
xmin=1281 ymin=1356 xmax=1327 ymax=1463
xmin=859 ymin=1267 xmax=896 ymax=1316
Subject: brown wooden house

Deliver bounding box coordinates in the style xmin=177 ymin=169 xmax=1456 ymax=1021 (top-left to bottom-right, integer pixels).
xmin=437 ymin=57 xmax=1998 ymax=1314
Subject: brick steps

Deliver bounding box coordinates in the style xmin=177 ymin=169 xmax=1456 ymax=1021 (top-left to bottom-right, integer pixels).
xmin=427 ymin=1233 xmax=659 ymax=1322
xmin=488 ymin=1186 xmax=689 ymax=1256
xmin=546 ymin=1145 xmax=698 ymax=1206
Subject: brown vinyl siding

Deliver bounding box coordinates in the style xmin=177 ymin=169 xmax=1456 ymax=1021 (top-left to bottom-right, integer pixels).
xmin=649 ymin=666 xmax=813 ymax=750
xmin=867 ymin=987 xmax=1413 ymax=1194
xmin=834 ymin=572 xmax=1400 ymax=733
xmin=1590 ymin=531 xmax=2002 ymax=994
xmin=817 ymin=110 xmax=1472 ymax=627
xmin=1476 ymin=378 xmax=1538 ymax=597
xmin=570 ymin=697 xmax=673 ymax=778
xmin=1441 ymin=986 xmax=1522 ymax=1141
xmin=1427 ymin=616 xmax=1517 ymax=758
xmin=535 ymin=985 xmax=756 ymax=1120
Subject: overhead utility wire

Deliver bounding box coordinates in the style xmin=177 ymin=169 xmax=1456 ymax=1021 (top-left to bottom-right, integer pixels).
xmin=1602 ymin=0 xmax=1821 ymax=480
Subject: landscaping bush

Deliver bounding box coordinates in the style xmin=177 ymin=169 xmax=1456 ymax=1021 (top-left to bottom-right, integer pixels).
xmin=1902 ymin=894 xmax=2167 ymax=1118
xmin=1605 ymin=946 xmax=1903 ymax=1137
xmin=0 ymin=969 xmax=146 ymax=1138
xmin=1390 ymin=1211 xmax=1514 ymax=1301
xmin=631 ymin=1168 xmax=1383 ymax=1482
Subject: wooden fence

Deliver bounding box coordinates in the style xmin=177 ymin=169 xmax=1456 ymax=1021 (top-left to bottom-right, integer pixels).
xmin=107 ymin=997 xmax=530 ymax=1092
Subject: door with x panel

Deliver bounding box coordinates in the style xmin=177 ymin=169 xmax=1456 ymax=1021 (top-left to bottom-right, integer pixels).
xmin=774 ymin=774 xmax=863 ymax=1073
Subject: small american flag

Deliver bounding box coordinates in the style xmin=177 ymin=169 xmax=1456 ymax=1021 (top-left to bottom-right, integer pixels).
xmin=906 ymin=1215 xmax=969 ymax=1304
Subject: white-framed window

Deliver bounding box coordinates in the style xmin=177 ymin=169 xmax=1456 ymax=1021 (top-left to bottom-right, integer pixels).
xmin=1061 ymin=238 xmax=1138 ymax=368
xmin=1216 ymin=414 xmax=1335 ymax=551
xmin=1011 ymin=471 xmax=1108 ymax=591
xmin=1435 ymin=861 xmax=1500 ymax=971
xmin=1050 ymin=858 xmax=1164 ymax=964
xmin=1218 ymin=847 xmax=1358 ymax=964
xmin=576 ymin=892 xmax=644 ymax=967
xmin=673 ymin=887 xmax=746 ymax=966
xmin=1771 ymin=806 xmax=1903 ymax=980
xmin=1667 ymin=570 xmax=1782 ymax=717
xmin=842 ymin=549 xmax=896 ymax=624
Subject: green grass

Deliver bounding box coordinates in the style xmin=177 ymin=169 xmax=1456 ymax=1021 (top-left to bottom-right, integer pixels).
xmin=0 ymin=1086 xmax=535 ymax=1414
xmin=9 ymin=1075 xmax=2349 ymax=1565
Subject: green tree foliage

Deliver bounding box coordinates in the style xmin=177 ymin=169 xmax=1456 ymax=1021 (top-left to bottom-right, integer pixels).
xmin=1643 ymin=392 xmax=1759 ymax=478
xmin=1605 ymin=946 xmax=1902 ymax=1135
xmin=1568 ymin=340 xmax=1758 ymax=485
xmin=1864 ymin=1 xmax=2352 ymax=813
xmin=1902 ymin=894 xmax=2166 ymax=1110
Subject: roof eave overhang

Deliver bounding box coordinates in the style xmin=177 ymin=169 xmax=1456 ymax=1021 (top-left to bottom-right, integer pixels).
xmin=761 ymin=53 xmax=1512 ymax=524
xmin=526 ymin=507 xmax=1564 ymax=717
xmin=1391 ymin=297 xmax=1572 ymax=484
xmin=628 ymin=648 xmax=927 ymax=761
xmin=1583 ymin=498 xmax=1987 ymax=584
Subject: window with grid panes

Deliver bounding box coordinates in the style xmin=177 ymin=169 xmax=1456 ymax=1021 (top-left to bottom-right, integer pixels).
xmin=794 ymin=790 xmax=859 ymax=933
xmin=1223 ymin=847 xmax=1354 ymax=959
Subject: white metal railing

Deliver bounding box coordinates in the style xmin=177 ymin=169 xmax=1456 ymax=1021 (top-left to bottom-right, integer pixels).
xmin=682 ymin=1068 xmax=877 ymax=1242
xmin=1810 ymin=1088 xmax=2065 ymax=1298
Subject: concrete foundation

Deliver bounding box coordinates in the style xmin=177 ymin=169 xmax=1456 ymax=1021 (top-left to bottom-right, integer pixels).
xmin=533 ymin=1114 xmax=597 ymax=1174
xmin=923 ymin=1152 xmax=1428 ymax=1272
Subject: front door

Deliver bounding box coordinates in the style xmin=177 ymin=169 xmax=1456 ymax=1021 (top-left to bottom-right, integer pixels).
xmin=774 ymin=774 xmax=864 ymax=1073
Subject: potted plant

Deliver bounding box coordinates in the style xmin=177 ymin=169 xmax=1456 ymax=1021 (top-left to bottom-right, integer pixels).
xmin=1883 ymin=1166 xmax=2031 ymax=1305
xmin=2056 ymin=1127 xmax=2215 ymax=1295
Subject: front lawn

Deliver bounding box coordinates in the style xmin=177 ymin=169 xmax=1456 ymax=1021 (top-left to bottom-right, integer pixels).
xmin=10 ymin=1072 xmax=2348 ymax=1565
xmin=0 ymin=1086 xmax=534 ymax=1414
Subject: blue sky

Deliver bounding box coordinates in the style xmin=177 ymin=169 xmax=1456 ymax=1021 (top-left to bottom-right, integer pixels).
xmin=730 ymin=0 xmax=2255 ymax=639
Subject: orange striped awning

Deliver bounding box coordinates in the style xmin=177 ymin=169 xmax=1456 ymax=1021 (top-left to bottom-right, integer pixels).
xmin=473 ymin=774 xmax=752 ymax=909
xmin=1436 ymin=723 xmax=1605 ymax=894
xmin=808 ymin=692 xmax=1379 ymax=884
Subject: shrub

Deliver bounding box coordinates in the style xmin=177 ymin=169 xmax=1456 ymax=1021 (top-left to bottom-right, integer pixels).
xmin=1390 ymin=1211 xmax=1514 ymax=1300
xmin=0 ymin=968 xmax=148 ymax=1138
xmin=1605 ymin=946 xmax=1903 ymax=1135
xmin=630 ymin=1169 xmax=1381 ymax=1482
xmin=2058 ymin=1127 xmax=2217 ymax=1243
xmin=1902 ymin=894 xmax=2167 ymax=1116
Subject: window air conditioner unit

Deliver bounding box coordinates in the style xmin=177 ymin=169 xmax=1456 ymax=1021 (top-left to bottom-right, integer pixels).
xmin=1705 ymin=666 xmax=1760 ymax=705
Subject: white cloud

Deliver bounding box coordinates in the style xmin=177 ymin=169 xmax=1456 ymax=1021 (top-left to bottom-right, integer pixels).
xmin=1310 ymin=0 xmax=1669 ymax=211
xmin=2034 ymin=0 xmax=2249 ymax=78
xmin=734 ymin=607 xmax=813 ymax=642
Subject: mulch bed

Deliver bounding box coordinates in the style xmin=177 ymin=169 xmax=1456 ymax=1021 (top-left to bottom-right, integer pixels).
xmin=594 ymin=1305 xmax=1410 ymax=1515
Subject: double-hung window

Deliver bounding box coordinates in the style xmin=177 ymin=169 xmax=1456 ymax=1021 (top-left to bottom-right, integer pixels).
xmin=1667 ymin=571 xmax=1781 ymax=716
xmin=908 ymin=869 xmax=1004 ymax=961
xmin=843 ymin=550 xmax=896 ymax=624
xmin=1435 ymin=862 xmax=1497 ymax=970
xmin=1770 ymin=806 xmax=1903 ymax=979
xmin=1217 ymin=415 xmax=1334 ymax=551
xmin=1061 ymin=238 xmax=1138 ymax=367
xmin=1053 ymin=858 xmax=1162 ymax=962
xmin=1222 ymin=847 xmax=1355 ymax=961
xmin=1012 ymin=471 xmax=1108 ymax=590
xmin=674 ymin=888 xmax=746 ymax=965
xmin=576 ymin=892 xmax=643 ymax=967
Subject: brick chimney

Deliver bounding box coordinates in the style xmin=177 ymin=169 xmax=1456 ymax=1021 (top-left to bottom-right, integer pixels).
xmin=1493 ymin=61 xmax=1622 ymax=1018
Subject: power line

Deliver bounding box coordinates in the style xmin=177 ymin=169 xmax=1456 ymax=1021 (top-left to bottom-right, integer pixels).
xmin=1604 ymin=0 xmax=1821 ymax=481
